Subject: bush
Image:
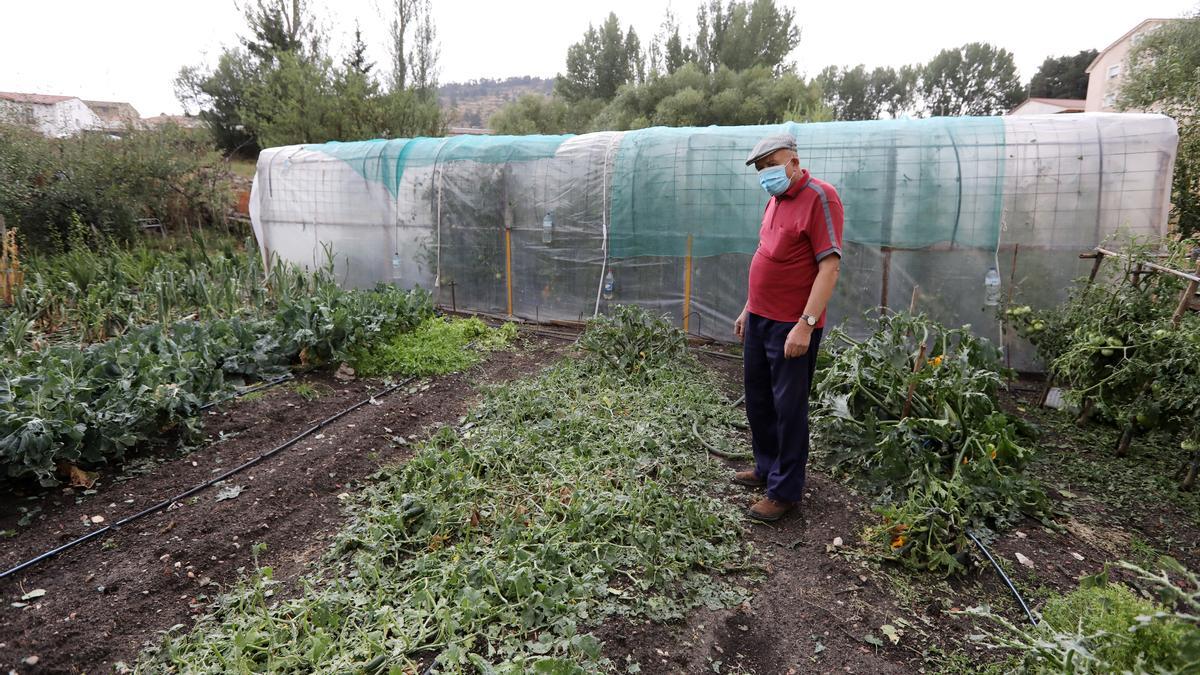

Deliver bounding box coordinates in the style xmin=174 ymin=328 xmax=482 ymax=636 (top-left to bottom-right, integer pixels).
xmin=0 ymin=123 xmax=231 ymax=253
xmin=350 ymin=317 xmax=516 ymax=377
xmin=578 ymin=305 xmax=689 ymax=378
xmin=968 ymin=558 xmax=1200 ymax=673
xmin=1041 ymin=583 xmax=1189 ymax=671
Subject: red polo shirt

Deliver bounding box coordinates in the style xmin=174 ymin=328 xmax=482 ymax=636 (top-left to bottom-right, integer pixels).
xmin=746 ymin=169 xmax=844 ymax=326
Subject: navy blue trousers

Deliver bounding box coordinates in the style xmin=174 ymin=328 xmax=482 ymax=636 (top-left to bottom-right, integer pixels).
xmin=743 ymin=313 xmax=823 ymax=503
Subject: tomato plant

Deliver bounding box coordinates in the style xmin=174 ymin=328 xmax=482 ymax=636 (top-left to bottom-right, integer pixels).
xmin=1008 ymin=237 xmax=1200 ymax=488
xmin=813 ymin=311 xmax=1054 ymax=574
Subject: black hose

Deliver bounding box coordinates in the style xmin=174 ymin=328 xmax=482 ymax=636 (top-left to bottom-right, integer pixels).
xmin=0 ymin=376 xmax=417 ymax=582
xmin=692 ymin=418 xmax=753 ymax=460
xmin=198 ymin=373 xmax=294 ymax=411
xmin=966 ymin=529 xmax=1038 ymax=626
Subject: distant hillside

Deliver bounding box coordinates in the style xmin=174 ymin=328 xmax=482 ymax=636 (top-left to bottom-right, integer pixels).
xmin=439 ymin=76 xmax=555 ymax=129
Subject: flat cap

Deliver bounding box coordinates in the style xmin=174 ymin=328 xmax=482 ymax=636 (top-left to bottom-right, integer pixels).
xmin=745 ymin=133 xmax=797 ymax=166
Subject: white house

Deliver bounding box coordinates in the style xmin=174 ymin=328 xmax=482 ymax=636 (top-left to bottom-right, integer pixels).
xmin=1009 ymin=98 xmax=1087 ymax=115
xmin=82 ymin=99 xmax=142 ymax=133
xmin=1084 ymin=18 xmax=1172 ymax=112
xmin=0 ymin=92 xmax=104 ymax=137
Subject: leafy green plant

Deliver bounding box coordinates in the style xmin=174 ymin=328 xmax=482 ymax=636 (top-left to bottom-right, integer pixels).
xmin=813 ymin=311 xmax=1053 ymax=574
xmin=0 ymin=246 xmax=434 ymax=484
xmin=578 ymin=305 xmax=688 ymax=379
xmin=291 ymin=382 xmax=324 ymax=401
xmin=0 ymin=123 xmax=232 ymax=253
xmin=350 ymin=317 xmax=516 ymax=377
xmin=966 ymin=557 xmax=1200 ymax=673
xmin=139 ymin=324 xmax=749 ymax=672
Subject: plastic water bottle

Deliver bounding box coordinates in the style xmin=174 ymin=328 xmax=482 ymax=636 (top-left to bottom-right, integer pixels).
xmin=602 ymin=270 xmax=615 ymax=301
xmin=391 ymin=252 xmax=402 ymax=278
xmin=984 ymin=267 xmax=1001 ymax=306
xmin=542 ymin=211 xmax=554 ymax=244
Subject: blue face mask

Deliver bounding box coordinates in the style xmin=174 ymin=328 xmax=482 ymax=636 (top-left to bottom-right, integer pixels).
xmin=758 ymin=164 xmax=791 ymax=196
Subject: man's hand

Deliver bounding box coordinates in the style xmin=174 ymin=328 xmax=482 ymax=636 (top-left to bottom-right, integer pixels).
xmin=784 ymin=323 xmax=812 ymax=358
xmin=734 ymin=308 xmax=748 ymax=343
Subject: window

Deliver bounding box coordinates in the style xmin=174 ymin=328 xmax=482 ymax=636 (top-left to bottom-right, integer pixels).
xmin=1107 ymin=64 xmax=1121 ymax=79
xmin=1104 ymin=93 xmax=1117 ymax=108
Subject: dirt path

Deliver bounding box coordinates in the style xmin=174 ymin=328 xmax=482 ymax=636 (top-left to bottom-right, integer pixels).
xmin=0 ymin=334 xmax=562 ymax=674
xmin=599 ymin=351 xmax=1200 ymax=674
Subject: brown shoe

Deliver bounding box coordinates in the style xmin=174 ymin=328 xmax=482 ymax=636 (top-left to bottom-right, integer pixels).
xmin=748 ymin=497 xmax=793 ymax=522
xmin=732 ymin=469 xmax=766 ymax=488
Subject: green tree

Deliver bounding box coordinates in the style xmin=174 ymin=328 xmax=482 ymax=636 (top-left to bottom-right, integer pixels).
xmin=816 ymin=64 xmax=921 ymax=120
xmin=489 ymin=95 xmax=600 ymax=134
xmin=694 ymin=0 xmax=800 ymax=74
xmin=1028 ymin=49 xmax=1098 ymax=99
xmin=175 ymin=49 xmax=260 ymax=154
xmin=873 ymin=65 xmax=921 ymax=118
xmin=240 ymin=0 xmax=315 ymax=62
xmin=816 ymin=65 xmax=875 ymax=120
xmin=590 ymin=64 xmax=822 ymax=130
xmin=241 ymin=51 xmax=336 ymax=148
xmin=489 ymin=95 xmax=570 ymax=135
xmin=556 ymin=13 xmax=643 ymax=102
xmin=651 ymin=7 xmax=695 ymax=76
xmin=177 ymin=1 xmax=443 ymax=150
xmin=1120 ymin=15 xmax=1200 ymax=236
xmin=920 ymin=43 xmax=1023 ymax=116
xmin=345 ymin=22 xmax=373 ymax=77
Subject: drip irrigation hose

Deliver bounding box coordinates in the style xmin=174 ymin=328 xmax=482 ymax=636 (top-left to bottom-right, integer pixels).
xmin=198 ymin=373 xmax=295 ymax=411
xmin=692 ymin=418 xmax=753 ymax=460
xmin=966 ymin=529 xmax=1038 ymax=626
xmin=0 ymin=376 xmax=418 ymax=582
xmin=695 ymin=346 xmax=742 ymax=362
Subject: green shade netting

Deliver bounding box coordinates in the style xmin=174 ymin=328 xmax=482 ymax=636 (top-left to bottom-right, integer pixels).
xmin=608 ymin=116 xmax=1006 ymax=257
xmin=304 ymin=134 xmax=572 ymax=196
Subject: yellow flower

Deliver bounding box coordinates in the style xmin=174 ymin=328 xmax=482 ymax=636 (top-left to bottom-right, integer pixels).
xmin=891 ymin=535 xmax=907 ymax=549
xmin=929 ymin=355 xmax=944 ymax=368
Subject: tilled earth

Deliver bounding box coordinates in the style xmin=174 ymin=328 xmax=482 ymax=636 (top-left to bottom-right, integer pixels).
xmin=3 ymin=335 xmax=1197 ymax=674
xmin=0 ymin=335 xmax=562 ymax=673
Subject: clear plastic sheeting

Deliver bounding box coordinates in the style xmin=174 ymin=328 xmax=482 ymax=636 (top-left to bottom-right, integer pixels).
xmin=250 ymin=113 xmax=1178 ymax=370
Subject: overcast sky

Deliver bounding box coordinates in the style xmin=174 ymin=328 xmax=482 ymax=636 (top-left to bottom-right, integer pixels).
xmin=1 ymin=0 xmax=1196 ymax=117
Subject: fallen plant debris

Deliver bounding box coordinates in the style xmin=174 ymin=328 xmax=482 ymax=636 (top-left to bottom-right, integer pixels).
xmin=137 ymin=306 xmax=751 ymax=672
xmin=812 ymin=311 xmax=1055 ymax=574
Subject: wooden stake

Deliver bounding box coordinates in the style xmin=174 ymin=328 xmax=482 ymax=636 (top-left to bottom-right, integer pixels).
xmin=1171 ymin=260 xmax=1200 ymax=328
xmin=504 ymin=226 xmax=514 ymax=318
xmin=902 ymin=343 xmax=928 ymax=420
xmin=880 ymin=246 xmax=892 ymax=309
xmin=1037 ymin=375 xmax=1055 ymax=408
xmin=908 ymin=285 xmax=919 ymax=315
xmin=1086 ymin=251 xmax=1105 ymax=285
xmin=682 ymin=233 xmax=694 ymax=332
xmin=1006 ymin=243 xmax=1020 ymax=307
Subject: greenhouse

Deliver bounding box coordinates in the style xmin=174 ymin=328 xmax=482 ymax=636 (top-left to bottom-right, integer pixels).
xmin=248 ymin=112 xmax=1178 ymax=368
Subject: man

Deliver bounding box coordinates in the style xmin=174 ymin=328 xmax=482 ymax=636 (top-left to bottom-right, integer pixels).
xmin=734 ymin=133 xmax=843 ymax=522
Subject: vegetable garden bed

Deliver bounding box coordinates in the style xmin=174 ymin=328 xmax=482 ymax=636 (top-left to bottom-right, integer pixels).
xmin=2 ymin=238 xmax=1199 ymax=673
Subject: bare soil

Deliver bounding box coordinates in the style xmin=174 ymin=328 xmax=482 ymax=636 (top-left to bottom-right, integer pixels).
xmin=3 ymin=334 xmax=1196 ymax=674
xmin=596 ymin=352 xmax=1200 ymax=674
xmin=0 ymin=334 xmax=562 ymax=674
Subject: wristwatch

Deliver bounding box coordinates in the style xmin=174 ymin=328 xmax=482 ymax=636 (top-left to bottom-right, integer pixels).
xmin=799 ymin=314 xmax=818 ymax=327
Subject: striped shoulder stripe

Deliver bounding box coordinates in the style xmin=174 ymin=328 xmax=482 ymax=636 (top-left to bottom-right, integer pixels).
xmin=804 ymin=182 xmax=839 ymax=251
